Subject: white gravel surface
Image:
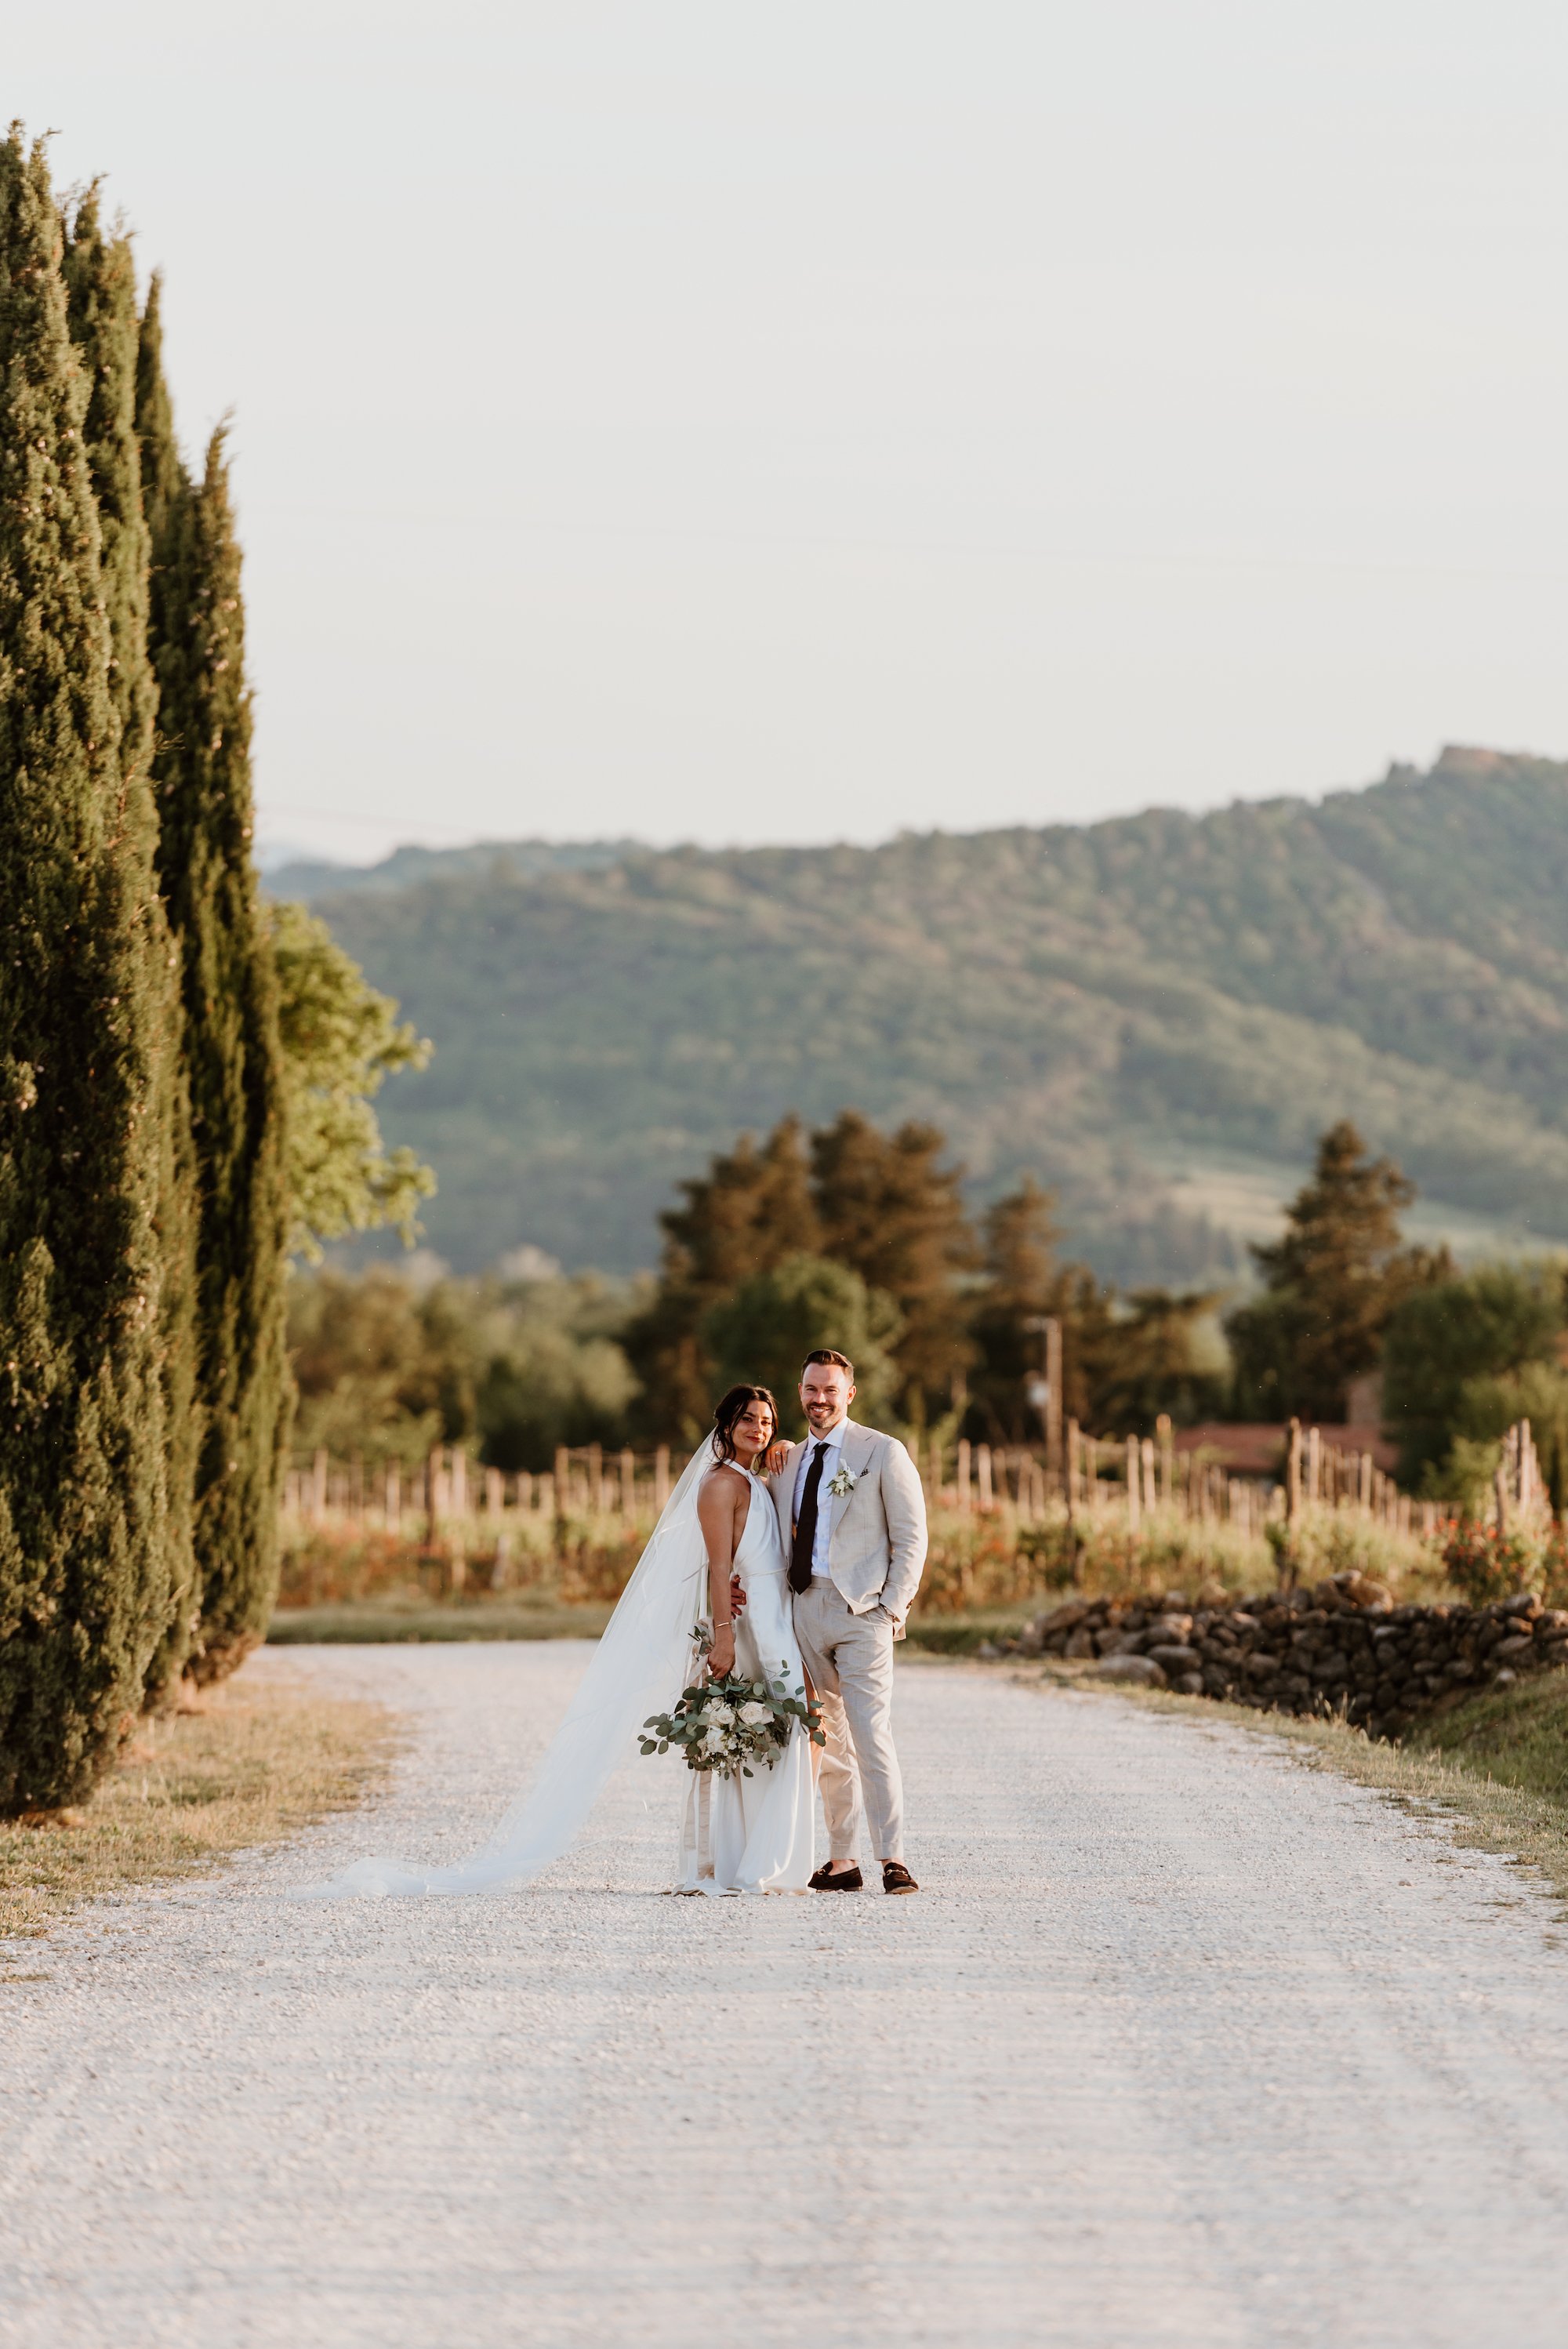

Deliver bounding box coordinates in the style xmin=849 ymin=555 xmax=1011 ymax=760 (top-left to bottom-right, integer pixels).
xmin=5 ymin=1643 xmax=1568 ymax=2349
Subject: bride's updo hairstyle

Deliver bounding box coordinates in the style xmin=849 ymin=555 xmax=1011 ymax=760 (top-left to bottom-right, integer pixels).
xmin=710 ymin=1385 xmax=779 ymax=1464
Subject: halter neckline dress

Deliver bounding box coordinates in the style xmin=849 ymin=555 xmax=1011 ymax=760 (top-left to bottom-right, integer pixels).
xmin=673 ymin=1465 xmax=817 ymax=1894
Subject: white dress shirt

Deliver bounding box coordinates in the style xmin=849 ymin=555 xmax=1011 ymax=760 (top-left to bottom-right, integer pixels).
xmin=793 ymin=1421 xmax=848 ymax=1578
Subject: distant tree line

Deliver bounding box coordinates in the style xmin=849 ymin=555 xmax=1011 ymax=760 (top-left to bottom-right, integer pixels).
xmin=285 ymin=1113 xmax=1568 ymax=1518
xmin=286 ymin=1110 xmax=1231 ymax=1469
xmin=621 ymin=1109 xmax=1227 ymax=1444
xmin=1225 ymin=1120 xmax=1568 ymax=1505
xmin=0 ymin=135 xmax=429 ymax=1812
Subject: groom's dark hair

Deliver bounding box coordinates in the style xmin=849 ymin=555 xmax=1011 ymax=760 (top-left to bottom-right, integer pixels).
xmin=801 ymin=1348 xmax=855 ymax=1380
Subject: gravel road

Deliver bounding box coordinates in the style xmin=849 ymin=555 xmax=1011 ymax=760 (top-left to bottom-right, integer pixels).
xmin=5 ymin=1643 xmax=1568 ymax=2349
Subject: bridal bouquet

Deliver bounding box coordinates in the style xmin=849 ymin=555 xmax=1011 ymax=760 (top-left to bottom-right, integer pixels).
xmin=640 ymin=1631 xmax=824 ymax=1780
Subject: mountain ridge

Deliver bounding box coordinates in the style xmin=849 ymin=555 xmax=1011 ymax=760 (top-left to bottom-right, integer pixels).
xmin=289 ymin=748 xmax=1568 ymax=1281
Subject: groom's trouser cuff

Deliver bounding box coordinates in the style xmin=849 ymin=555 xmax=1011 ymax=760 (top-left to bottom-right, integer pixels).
xmin=815 ymin=1691 xmax=861 ymax=1857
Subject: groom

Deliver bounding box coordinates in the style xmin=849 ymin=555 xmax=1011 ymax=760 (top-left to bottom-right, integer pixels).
xmin=771 ymin=1349 xmax=927 ymax=1895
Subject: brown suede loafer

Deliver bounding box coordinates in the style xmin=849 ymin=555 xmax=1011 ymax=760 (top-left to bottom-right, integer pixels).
xmin=808 ymin=1861 xmax=863 ymax=1891
xmin=881 ymin=1861 xmax=919 ymax=1895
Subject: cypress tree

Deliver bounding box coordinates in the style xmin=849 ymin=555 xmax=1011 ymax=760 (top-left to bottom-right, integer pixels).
xmin=136 ymin=313 xmax=290 ymax=1682
xmin=0 ymin=132 xmax=178 ymax=1809
xmin=64 ymin=191 xmax=200 ymax=1701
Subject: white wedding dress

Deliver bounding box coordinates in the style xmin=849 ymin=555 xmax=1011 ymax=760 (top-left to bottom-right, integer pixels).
xmin=673 ymin=1464 xmax=815 ymax=1896
xmin=301 ymin=1440 xmax=815 ymax=1900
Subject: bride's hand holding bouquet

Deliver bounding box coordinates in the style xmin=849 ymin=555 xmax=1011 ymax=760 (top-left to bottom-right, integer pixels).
xmin=640 ymin=1624 xmax=824 ymax=1782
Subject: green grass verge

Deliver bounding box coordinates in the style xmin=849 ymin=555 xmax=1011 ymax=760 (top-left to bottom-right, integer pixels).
xmin=268 ymin=1599 xmax=1031 ymax=1650
xmin=268 ymin=1597 xmax=615 ymax=1644
xmin=1020 ymin=1657 xmax=1568 ymax=1911
xmin=1406 ymin=1672 xmax=1568 ymax=1803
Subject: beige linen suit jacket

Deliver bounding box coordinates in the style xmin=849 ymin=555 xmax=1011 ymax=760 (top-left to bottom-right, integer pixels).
xmin=770 ymin=1421 xmax=928 ymax=1634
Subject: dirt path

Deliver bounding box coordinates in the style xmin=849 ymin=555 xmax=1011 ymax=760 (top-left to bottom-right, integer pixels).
xmin=4 ymin=1644 xmax=1568 ymax=2348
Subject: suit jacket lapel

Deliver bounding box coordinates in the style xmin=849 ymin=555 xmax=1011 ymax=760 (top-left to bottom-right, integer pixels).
xmin=827 ymin=1423 xmax=875 ymax=1538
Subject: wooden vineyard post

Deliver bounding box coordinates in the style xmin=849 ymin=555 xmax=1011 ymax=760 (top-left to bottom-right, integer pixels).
xmin=1141 ymin=1436 xmax=1156 ymax=1518
xmin=620 ymin=1448 xmax=636 ymax=1517
xmin=956 ymin=1437 xmax=972 ymax=1513
xmin=491 ymin=1468 xmax=514 ymax=1590
xmin=311 ymin=1447 xmax=329 ymax=1525
xmin=426 ymin=1448 xmax=441 ymax=1549
xmin=1286 ymin=1420 xmax=1302 ymax=1527
xmin=655 ymin=1445 xmax=671 ymax=1514
xmin=384 ymin=1461 xmax=401 ymax=1534
xmin=1044 ymin=1315 xmax=1063 ymax=1494
xmin=977 ymin=1443 xmax=994 ymax=1513
xmin=1156 ymin=1414 xmax=1173 ymax=1505
xmin=448 ymin=1448 xmax=469 ymax=1595
xmin=1126 ymin=1434 xmax=1142 ymax=1534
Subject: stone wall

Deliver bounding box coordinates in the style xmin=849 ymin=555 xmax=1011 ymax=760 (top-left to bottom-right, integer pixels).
xmin=989 ymin=1575 xmax=1568 ymax=1738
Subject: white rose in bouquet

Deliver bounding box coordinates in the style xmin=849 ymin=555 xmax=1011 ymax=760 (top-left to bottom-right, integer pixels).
xmin=639 ymin=1635 xmax=828 ymax=1779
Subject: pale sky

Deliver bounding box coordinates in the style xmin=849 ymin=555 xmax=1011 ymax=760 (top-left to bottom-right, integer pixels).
xmin=11 ymin=2 xmax=1568 ymax=862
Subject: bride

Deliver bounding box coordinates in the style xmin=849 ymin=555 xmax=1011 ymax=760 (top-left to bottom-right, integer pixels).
xmin=306 ymin=1384 xmax=817 ymax=1900
xmin=675 ymin=1385 xmax=815 ymax=1894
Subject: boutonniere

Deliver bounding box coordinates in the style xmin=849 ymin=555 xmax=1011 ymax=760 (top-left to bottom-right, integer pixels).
xmin=826 ymin=1465 xmax=858 ymax=1500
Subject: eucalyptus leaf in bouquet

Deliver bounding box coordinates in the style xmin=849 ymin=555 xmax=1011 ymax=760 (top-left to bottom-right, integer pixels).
xmin=641 ymin=1628 xmax=825 ymax=1779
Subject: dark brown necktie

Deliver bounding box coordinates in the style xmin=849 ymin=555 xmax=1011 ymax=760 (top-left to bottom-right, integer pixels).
xmin=789 ymin=1441 xmax=827 ymax=1593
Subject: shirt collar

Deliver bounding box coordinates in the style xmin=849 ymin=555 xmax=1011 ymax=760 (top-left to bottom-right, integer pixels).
xmin=807 ymin=1419 xmax=848 ymax=1454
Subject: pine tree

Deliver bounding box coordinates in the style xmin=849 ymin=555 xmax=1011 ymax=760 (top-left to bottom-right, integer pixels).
xmin=64 ymin=189 xmax=200 ymax=1701
xmin=626 ymin=1117 xmax=818 ymax=1437
xmin=0 ymin=131 xmax=179 ymax=1808
xmin=1226 ymin=1120 xmax=1450 ymax=1422
xmin=810 ymin=1112 xmax=976 ymax=1421
xmin=135 ymin=336 xmax=292 ymax=1681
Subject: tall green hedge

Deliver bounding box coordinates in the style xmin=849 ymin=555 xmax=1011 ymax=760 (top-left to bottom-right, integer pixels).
xmin=137 ymin=313 xmax=290 ymax=1682
xmin=0 ymin=134 xmax=181 ymax=1808
xmin=64 ymin=188 xmax=201 ymax=1701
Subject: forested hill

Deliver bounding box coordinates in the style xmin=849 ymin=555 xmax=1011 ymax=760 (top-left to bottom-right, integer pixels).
xmin=297 ymin=747 xmax=1568 ymax=1281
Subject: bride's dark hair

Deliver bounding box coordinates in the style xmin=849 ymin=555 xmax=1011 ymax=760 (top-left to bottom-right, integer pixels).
xmin=710 ymin=1385 xmax=779 ymax=1464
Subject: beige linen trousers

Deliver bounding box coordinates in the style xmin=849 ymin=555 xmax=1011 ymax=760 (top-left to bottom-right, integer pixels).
xmin=769 ymin=1422 xmax=928 ymax=1865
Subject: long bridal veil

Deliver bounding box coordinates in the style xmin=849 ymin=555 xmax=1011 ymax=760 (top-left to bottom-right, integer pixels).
xmin=299 ymin=1440 xmax=717 ymax=1897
